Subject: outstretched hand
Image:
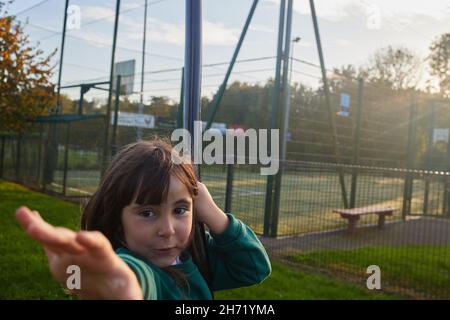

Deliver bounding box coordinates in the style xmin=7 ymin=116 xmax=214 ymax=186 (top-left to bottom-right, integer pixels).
xmin=15 ymin=206 xmax=143 ymax=300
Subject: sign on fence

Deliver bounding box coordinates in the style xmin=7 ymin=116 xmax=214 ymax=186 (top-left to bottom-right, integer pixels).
xmin=337 ymin=93 xmax=350 ymax=117
xmin=111 ymin=112 xmax=155 ymax=129
xmin=433 ymin=128 xmax=449 ymax=144
xmin=201 ymin=121 xmax=227 ymax=134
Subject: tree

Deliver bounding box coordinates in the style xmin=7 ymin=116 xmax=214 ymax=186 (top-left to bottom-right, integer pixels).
xmin=147 ymin=96 xmax=175 ymax=117
xmin=362 ymin=45 xmax=422 ymax=91
xmin=329 ymin=64 xmax=359 ymax=93
xmin=0 ymin=1 xmax=56 ymax=132
xmin=212 ymin=81 xmax=272 ymax=129
xmin=429 ymin=33 xmax=450 ymax=98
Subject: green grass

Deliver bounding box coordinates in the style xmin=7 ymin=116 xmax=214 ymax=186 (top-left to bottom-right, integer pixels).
xmin=214 ymin=261 xmax=398 ymax=300
xmin=290 ymin=246 xmax=450 ymax=299
xmin=0 ymin=180 xmax=82 ymax=299
xmin=56 ymin=148 xmax=100 ymax=171
xmin=0 ymin=179 xmax=398 ymax=300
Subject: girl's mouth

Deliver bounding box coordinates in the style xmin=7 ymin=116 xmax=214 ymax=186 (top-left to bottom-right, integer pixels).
xmin=154 ymin=247 xmax=176 ymax=254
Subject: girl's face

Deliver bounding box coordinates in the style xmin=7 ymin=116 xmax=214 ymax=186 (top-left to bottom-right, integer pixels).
xmin=121 ymin=175 xmax=193 ymax=268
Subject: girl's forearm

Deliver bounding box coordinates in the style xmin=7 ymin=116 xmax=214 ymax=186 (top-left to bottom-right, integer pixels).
xmin=202 ymin=204 xmax=229 ymax=235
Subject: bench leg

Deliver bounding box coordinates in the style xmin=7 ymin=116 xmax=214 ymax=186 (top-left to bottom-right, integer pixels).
xmin=348 ymin=217 xmax=359 ymax=234
xmin=378 ymin=214 xmax=386 ymax=229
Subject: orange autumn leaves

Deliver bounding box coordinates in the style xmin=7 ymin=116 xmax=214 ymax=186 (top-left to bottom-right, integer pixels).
xmin=0 ymin=15 xmax=56 ymax=132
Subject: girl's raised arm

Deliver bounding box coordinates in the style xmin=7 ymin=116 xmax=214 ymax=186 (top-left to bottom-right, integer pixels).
xmin=15 ymin=206 xmax=143 ymax=300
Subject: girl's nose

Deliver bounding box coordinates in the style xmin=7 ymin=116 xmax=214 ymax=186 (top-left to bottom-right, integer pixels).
xmin=157 ymin=215 xmax=176 ymax=237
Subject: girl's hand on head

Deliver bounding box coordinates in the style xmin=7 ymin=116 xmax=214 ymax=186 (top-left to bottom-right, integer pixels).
xmin=15 ymin=206 xmax=143 ymax=300
xmin=194 ymin=183 xmax=229 ymax=235
xmin=194 ymin=182 xmax=218 ymax=217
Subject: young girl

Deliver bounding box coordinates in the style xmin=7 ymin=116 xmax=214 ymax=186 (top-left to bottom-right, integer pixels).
xmin=15 ymin=138 xmax=271 ymax=299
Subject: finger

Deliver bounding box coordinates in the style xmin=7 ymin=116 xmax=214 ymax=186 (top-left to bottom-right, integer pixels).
xmin=31 ymin=210 xmax=43 ymax=220
xmin=197 ymin=182 xmax=205 ymax=189
xmin=16 ymin=207 xmax=46 ymax=231
xmin=16 ymin=207 xmax=84 ymax=254
xmin=15 ymin=206 xmax=36 ymax=231
xmin=76 ymin=231 xmax=112 ymax=256
xmin=43 ymin=245 xmax=76 ymax=269
xmin=29 ymin=224 xmax=85 ymax=254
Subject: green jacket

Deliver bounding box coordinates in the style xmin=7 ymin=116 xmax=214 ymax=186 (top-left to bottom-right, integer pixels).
xmin=116 ymin=213 xmax=271 ymax=299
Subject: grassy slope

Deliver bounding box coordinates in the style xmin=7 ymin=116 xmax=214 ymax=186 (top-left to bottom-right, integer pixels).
xmin=291 ymin=245 xmax=450 ymax=299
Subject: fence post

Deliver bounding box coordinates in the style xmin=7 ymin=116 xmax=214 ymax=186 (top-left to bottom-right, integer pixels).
xmin=350 ymin=78 xmax=363 ymax=208
xmin=444 ymin=117 xmax=450 ymax=217
xmin=43 ymin=123 xmax=59 ymax=193
xmin=271 ymin=0 xmax=294 ymax=238
xmin=402 ymin=96 xmax=417 ymax=219
xmin=263 ymin=0 xmax=286 ymax=237
xmin=16 ymin=133 xmax=22 ymax=182
xmin=0 ymin=136 xmax=4 ymax=179
xmin=310 ymin=0 xmax=349 ymax=209
xmin=224 ymin=163 xmax=234 ymax=213
xmin=62 ymin=123 xmax=70 ymax=196
xmin=177 ymin=67 xmax=184 ymax=129
xmin=101 ymin=0 xmax=121 ymax=177
xmin=111 ymin=75 xmax=121 ymax=157
xmin=36 ymin=124 xmax=43 ymax=187
xmin=423 ymin=101 xmax=435 ymax=215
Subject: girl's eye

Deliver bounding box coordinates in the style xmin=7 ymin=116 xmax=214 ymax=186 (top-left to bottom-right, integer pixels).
xmin=138 ymin=210 xmax=155 ymax=218
xmin=174 ymin=208 xmax=188 ymax=215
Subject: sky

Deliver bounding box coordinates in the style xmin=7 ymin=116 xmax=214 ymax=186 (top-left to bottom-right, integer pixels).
xmin=5 ymin=0 xmax=450 ymax=105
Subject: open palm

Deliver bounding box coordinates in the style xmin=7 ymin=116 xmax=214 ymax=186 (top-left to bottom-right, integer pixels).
xmin=15 ymin=206 xmax=142 ymax=300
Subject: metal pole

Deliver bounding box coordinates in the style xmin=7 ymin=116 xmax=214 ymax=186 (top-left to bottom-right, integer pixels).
xmin=177 ymin=67 xmax=185 ymax=129
xmin=55 ymin=0 xmax=70 ymax=115
xmin=402 ymin=96 xmax=417 ymax=219
xmin=263 ymin=0 xmax=286 ymax=237
xmin=310 ymin=0 xmax=348 ymax=208
xmin=279 ymin=0 xmax=293 ymax=164
xmin=425 ymin=102 xmax=436 ymax=170
xmin=423 ymin=101 xmax=435 ymax=215
xmin=111 ymin=75 xmax=121 ymax=157
xmin=184 ymin=1 xmax=202 ymax=135
xmin=288 ymin=37 xmax=300 ymax=105
xmin=271 ymin=0 xmax=294 ymax=238
xmin=101 ymin=0 xmax=121 ymax=176
xmin=0 ymin=136 xmax=4 ymax=179
xmin=16 ymin=133 xmax=22 ymax=182
xmin=62 ymin=123 xmax=70 ymax=196
xmin=444 ymin=109 xmax=450 ymax=217
xmin=184 ymin=0 xmax=212 ymax=292
xmin=44 ymin=0 xmax=69 ymax=190
xmin=78 ymin=85 xmax=85 ymax=115
xmin=205 ymin=0 xmax=259 ymax=130
xmin=350 ymin=78 xmax=364 ymax=208
xmin=36 ymin=126 xmax=43 ymax=186
xmin=137 ymin=0 xmax=148 ymax=141
xmin=224 ymin=164 xmax=234 ymax=213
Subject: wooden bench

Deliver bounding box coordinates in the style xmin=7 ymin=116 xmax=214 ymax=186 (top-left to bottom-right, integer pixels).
xmin=333 ymin=206 xmax=396 ymax=234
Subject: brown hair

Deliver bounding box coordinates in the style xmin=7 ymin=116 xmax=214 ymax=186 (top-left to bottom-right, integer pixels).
xmin=81 ymin=137 xmax=211 ymax=294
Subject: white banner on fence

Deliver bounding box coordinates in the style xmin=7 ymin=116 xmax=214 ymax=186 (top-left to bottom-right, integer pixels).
xmin=111 ymin=112 xmax=155 ymax=129
xmin=433 ymin=128 xmax=449 ymax=143
xmin=201 ymin=121 xmax=227 ymax=134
